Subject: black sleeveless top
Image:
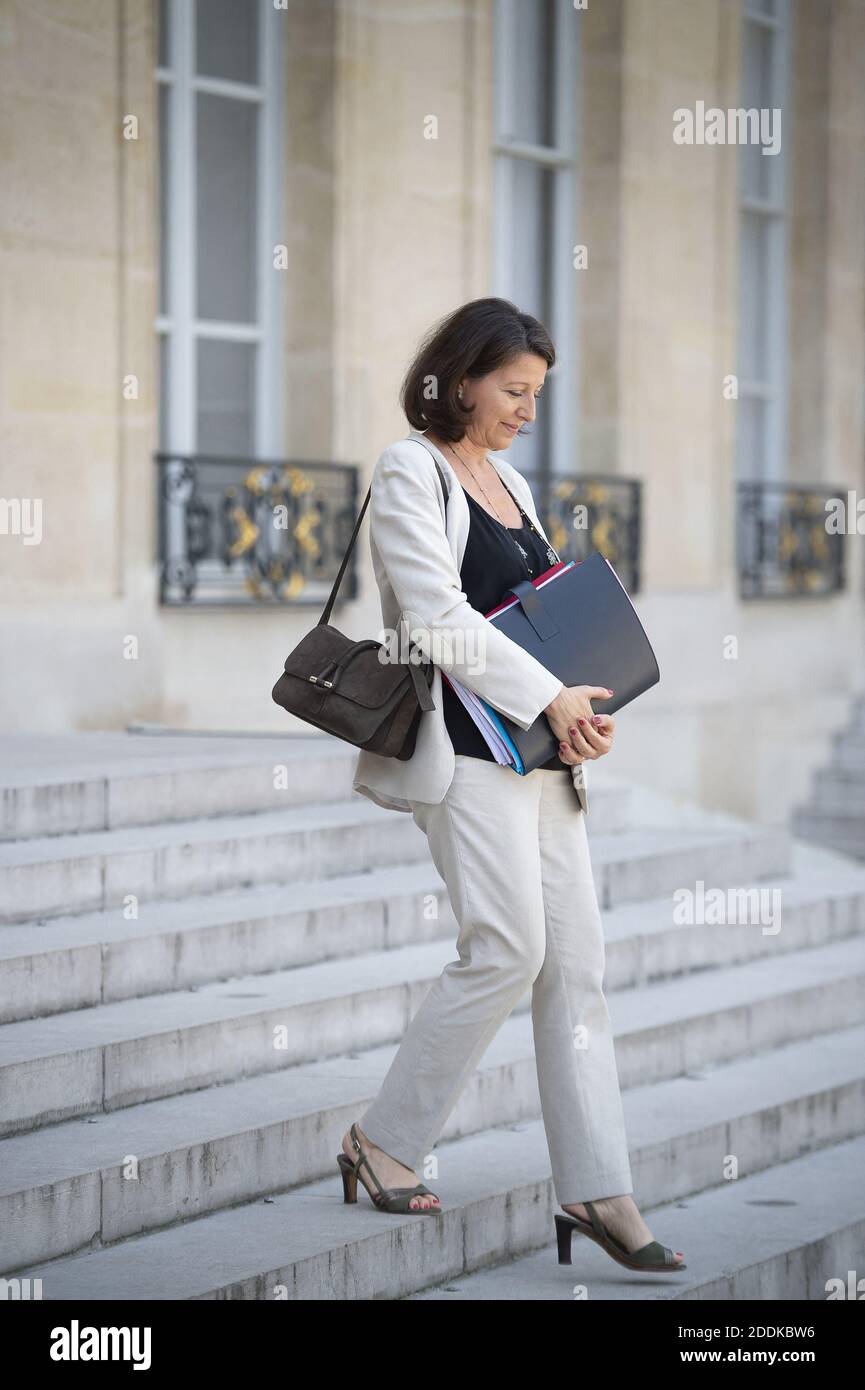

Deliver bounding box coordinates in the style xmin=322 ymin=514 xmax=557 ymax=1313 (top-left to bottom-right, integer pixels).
xmin=442 ymin=485 xmax=569 ymax=772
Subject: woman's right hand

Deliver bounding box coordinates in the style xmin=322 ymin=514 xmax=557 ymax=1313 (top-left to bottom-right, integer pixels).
xmin=544 ymin=685 xmax=613 ymax=763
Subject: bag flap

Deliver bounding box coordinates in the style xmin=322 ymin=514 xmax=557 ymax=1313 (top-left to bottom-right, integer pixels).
xmin=281 ymin=626 xmax=421 ymax=710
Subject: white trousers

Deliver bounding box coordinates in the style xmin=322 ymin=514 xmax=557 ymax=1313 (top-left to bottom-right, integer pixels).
xmin=360 ymin=753 xmax=634 ymax=1205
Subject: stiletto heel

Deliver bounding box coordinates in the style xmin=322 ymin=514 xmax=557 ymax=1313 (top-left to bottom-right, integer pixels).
xmin=337 ymin=1152 xmax=358 ymax=1203
xmin=336 ymin=1123 xmax=442 ymax=1215
xmin=555 ymin=1202 xmax=686 ymax=1272
xmin=555 ymin=1213 xmax=573 ymax=1264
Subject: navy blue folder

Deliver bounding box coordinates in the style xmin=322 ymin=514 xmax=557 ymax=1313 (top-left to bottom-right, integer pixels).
xmin=481 ymin=551 xmax=660 ymax=774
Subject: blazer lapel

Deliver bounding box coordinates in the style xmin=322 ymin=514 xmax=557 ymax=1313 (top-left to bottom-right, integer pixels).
xmin=407 ymin=429 xmax=472 ymax=568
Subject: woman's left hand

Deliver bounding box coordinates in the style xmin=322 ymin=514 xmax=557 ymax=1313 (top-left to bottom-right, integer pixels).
xmin=557 ymin=712 xmax=615 ymax=765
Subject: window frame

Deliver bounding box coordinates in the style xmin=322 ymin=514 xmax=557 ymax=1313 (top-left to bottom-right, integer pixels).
xmin=155 ymin=0 xmax=284 ymax=459
xmin=737 ymin=0 xmax=791 ymax=482
xmin=492 ymin=0 xmax=580 ymax=480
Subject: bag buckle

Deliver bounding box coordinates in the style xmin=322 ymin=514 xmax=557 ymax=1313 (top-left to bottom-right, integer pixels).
xmin=308 ymin=674 xmax=334 ymax=687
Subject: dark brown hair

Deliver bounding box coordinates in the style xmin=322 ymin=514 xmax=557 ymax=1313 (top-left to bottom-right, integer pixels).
xmin=400 ymin=297 xmax=556 ymax=443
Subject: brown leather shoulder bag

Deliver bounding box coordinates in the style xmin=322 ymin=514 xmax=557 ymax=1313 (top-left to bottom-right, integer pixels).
xmin=271 ymin=441 xmax=450 ymax=761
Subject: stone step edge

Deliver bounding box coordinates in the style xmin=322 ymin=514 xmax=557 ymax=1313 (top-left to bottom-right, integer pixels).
xmin=2 ymin=857 xmax=859 ymax=962
xmin=0 ymin=798 xmax=414 ymax=867
xmin=10 ymin=1109 xmax=865 ymax=1300
xmin=406 ymin=1134 xmax=865 ymax=1301
xmin=1 ymin=865 xmax=863 ymax=1030
xmin=1 ymin=772 xmax=629 ymax=837
xmin=0 ymin=818 xmax=795 ymax=929
xmin=0 ymin=861 xmax=453 ymax=955
xmin=2 ymin=922 xmax=863 ymax=1072
xmin=0 ymin=806 xmax=787 ymax=871
xmin=1 ymin=1010 xmax=862 ymax=1220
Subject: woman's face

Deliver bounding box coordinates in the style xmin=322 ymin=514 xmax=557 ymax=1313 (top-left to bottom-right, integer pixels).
xmin=459 ymin=352 xmax=547 ymax=451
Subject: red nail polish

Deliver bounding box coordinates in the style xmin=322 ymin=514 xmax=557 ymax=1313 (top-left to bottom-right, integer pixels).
xmin=577 ymin=718 xmax=585 ymax=725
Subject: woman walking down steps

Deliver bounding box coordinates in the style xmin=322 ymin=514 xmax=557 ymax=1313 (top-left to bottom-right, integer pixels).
xmin=342 ymin=299 xmax=685 ymax=1274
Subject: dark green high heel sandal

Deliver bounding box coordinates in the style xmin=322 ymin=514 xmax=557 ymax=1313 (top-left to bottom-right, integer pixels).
xmin=337 ymin=1123 xmax=441 ymax=1215
xmin=555 ymin=1201 xmax=686 ymax=1271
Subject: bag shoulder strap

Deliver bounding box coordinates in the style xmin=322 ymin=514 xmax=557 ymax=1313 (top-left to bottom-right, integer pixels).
xmin=319 ymin=438 xmax=449 ymax=627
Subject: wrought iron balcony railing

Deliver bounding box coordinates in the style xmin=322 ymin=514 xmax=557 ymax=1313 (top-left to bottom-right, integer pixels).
xmin=737 ymin=480 xmax=846 ymax=599
xmin=155 ymin=454 xmax=642 ymax=606
xmin=525 ymin=472 xmax=642 ymax=594
xmin=155 ymin=454 xmax=361 ymax=606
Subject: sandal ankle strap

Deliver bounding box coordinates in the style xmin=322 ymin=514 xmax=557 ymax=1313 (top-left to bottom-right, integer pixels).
xmin=349 ymin=1122 xmax=386 ymax=1198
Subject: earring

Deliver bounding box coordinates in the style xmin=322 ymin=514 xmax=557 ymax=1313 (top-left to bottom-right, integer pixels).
xmin=457 ymin=386 xmax=464 ymax=399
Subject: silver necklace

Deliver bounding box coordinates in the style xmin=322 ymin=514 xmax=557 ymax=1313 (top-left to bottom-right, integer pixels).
xmin=447 ymin=441 xmax=560 ymax=577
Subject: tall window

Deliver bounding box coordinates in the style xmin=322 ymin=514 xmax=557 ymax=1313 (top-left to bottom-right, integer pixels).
xmin=156 ymin=0 xmax=284 ymax=460
xmin=492 ymin=0 xmax=579 ymax=480
xmin=737 ymin=0 xmax=790 ymax=480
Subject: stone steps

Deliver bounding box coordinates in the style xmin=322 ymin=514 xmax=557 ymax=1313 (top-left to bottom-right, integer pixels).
xmin=0 ymin=786 xmax=643 ymax=926
xmin=0 ymin=732 xmax=632 ymax=843
xmin=0 ymin=797 xmax=784 ymax=925
xmin=6 ymin=1032 xmax=864 ymax=1297
xmin=0 ymin=800 xmax=429 ymax=924
xmin=831 ymin=732 xmax=865 ymax=762
xmin=810 ymin=768 xmax=865 ymax=811
xmin=407 ymin=1134 xmax=865 ymax=1300
xmin=0 ymin=734 xmax=356 ymax=841
xmin=792 ymin=693 xmax=865 ymax=860
xmin=5 ymin=861 xmax=855 ymax=1136
xmin=2 ymin=733 xmax=863 ymax=1300
xmin=790 ymin=809 xmax=864 ymax=863
xmin=0 ymin=864 xmax=456 ymax=1022
xmin=0 ymin=822 xmax=828 ymax=1023
xmin=2 ymin=923 xmax=863 ymax=1270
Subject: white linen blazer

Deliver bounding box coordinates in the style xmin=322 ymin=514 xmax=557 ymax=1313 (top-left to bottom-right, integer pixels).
xmin=351 ymin=427 xmax=589 ymax=816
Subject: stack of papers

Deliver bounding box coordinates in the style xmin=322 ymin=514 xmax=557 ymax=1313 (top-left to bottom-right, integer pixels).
xmin=441 ymin=673 xmax=527 ymax=770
